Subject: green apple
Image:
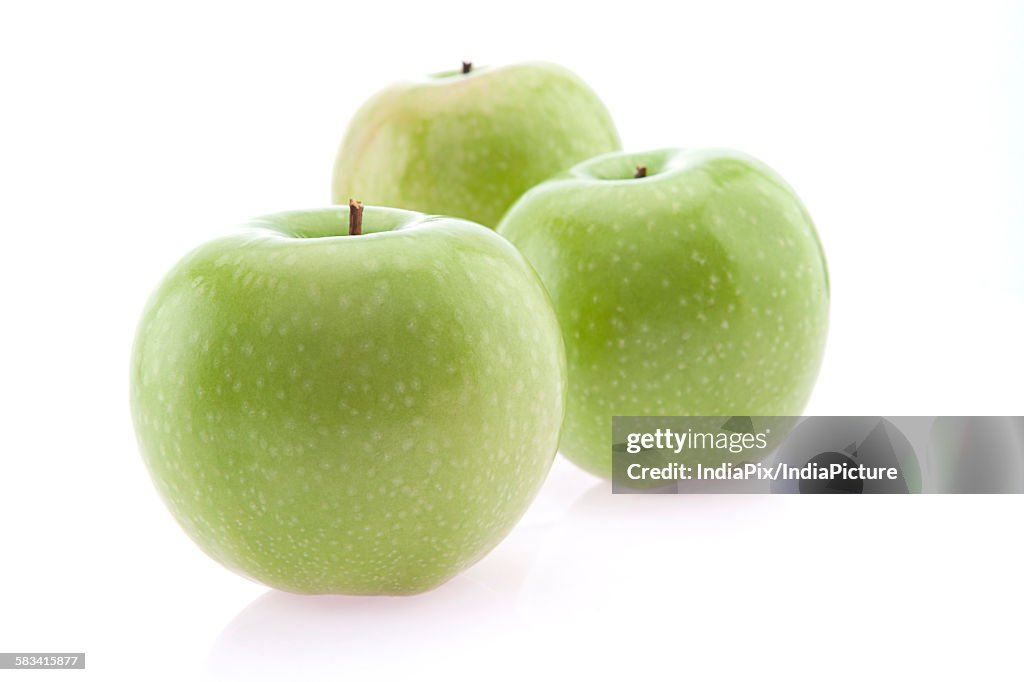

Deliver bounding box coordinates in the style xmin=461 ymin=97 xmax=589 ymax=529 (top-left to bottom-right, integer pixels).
xmin=497 ymin=148 xmax=829 ymax=478
xmin=130 ymin=205 xmax=566 ymax=594
xmin=331 ymin=61 xmax=620 ymax=228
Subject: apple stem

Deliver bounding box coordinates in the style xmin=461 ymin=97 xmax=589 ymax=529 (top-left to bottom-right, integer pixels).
xmin=348 ymin=199 xmax=364 ymax=236
xmin=634 ymin=165 xmax=648 ymax=179
xmin=462 ymin=61 xmax=472 ymax=74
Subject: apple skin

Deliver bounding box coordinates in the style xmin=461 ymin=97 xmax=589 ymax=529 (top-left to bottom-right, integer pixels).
xmin=331 ymin=62 xmax=620 ymax=228
xmin=130 ymin=207 xmax=566 ymax=594
xmin=497 ymin=148 xmax=829 ymax=478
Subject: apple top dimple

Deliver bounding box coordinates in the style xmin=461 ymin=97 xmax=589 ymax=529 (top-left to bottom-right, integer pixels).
xmin=423 ymin=63 xmax=490 ymax=81
xmin=247 ymin=206 xmax=435 ymax=240
xmin=567 ymin=148 xmax=760 ymax=184
xmin=568 ymin=148 xmax=689 ymax=182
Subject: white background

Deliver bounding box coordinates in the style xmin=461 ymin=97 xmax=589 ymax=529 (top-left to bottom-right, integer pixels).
xmin=1 ymin=1 xmax=1022 ymax=679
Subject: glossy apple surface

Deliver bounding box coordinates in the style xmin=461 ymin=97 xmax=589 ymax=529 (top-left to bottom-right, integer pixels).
xmin=130 ymin=207 xmax=566 ymax=594
xmin=331 ymin=61 xmax=620 ymax=228
xmin=498 ymin=148 xmax=829 ymax=478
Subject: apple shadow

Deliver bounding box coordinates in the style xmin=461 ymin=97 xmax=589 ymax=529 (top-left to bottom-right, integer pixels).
xmin=507 ymin=476 xmax=789 ymax=622
xmin=569 ymin=476 xmax=784 ymax=520
xmin=207 ymin=575 xmax=519 ymax=679
xmin=206 ymin=463 xmax=784 ymax=679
